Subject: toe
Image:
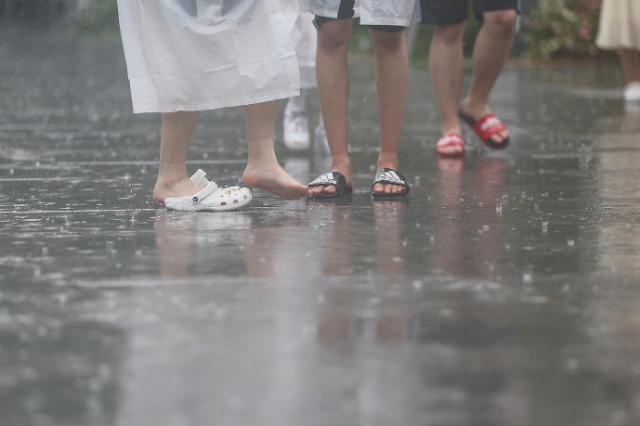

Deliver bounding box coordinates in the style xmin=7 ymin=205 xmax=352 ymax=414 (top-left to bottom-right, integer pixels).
xmin=492 ymin=131 xmax=509 ymax=145
xmin=385 ymin=185 xmax=393 ymax=194
xmin=324 ymin=185 xmax=337 ymax=194
xmin=373 ymin=183 xmax=385 ymax=194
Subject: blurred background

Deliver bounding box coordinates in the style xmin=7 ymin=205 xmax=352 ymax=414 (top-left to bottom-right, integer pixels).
xmin=0 ymin=0 xmax=608 ymax=61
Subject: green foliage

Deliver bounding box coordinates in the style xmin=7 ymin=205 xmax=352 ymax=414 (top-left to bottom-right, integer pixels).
xmin=524 ymin=0 xmax=599 ymax=59
xmin=76 ymin=0 xmax=118 ymax=33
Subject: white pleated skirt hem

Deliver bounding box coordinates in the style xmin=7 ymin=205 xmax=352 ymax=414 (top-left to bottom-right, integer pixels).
xmin=130 ymin=88 xmax=300 ymax=114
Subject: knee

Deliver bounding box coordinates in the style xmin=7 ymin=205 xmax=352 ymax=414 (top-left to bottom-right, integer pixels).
xmin=483 ymin=10 xmax=517 ymax=37
xmin=370 ymin=30 xmax=405 ymax=53
xmin=433 ymin=23 xmax=465 ymax=45
xmin=318 ymin=22 xmax=352 ymax=50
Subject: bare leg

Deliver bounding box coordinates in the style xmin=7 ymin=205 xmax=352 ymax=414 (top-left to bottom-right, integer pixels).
xmin=463 ymin=10 xmax=517 ymax=143
xmin=153 ymin=112 xmax=201 ymax=203
xmin=370 ymin=29 xmax=409 ymax=194
xmin=311 ymin=19 xmax=353 ymax=195
xmin=618 ymin=49 xmax=640 ymax=85
xmin=429 ymin=23 xmax=465 ymax=155
xmin=241 ymin=101 xmax=308 ymax=199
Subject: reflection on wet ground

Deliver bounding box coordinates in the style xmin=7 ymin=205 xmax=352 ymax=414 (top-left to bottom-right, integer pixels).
xmin=2 ymin=27 xmax=640 ymax=426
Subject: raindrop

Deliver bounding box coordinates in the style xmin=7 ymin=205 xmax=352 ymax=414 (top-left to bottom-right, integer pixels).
xmin=567 ymin=239 xmax=575 ymax=247
xmin=565 ymin=358 xmax=579 ymax=372
xmin=522 ymin=272 xmax=533 ymax=284
xmin=542 ymin=222 xmax=549 ymax=233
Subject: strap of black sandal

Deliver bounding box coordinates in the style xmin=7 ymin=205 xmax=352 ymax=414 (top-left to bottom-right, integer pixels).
xmin=309 ymin=172 xmax=351 ymax=198
xmin=372 ymin=168 xmax=410 ymax=196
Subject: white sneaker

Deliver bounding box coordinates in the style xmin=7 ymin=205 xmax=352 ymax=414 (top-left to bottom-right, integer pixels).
xmin=164 ymin=169 xmax=253 ymax=212
xmin=314 ymin=118 xmax=329 ymax=153
xmin=283 ymin=103 xmax=310 ymax=151
xmin=624 ymin=81 xmax=640 ymax=102
xmin=314 ymin=120 xmax=328 ymax=145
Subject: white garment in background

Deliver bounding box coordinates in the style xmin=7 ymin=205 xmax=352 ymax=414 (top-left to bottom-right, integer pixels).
xmin=117 ymin=0 xmax=300 ymax=113
xmin=301 ymin=0 xmax=416 ymax=27
xmin=292 ymin=13 xmax=317 ymax=89
xmin=597 ymin=0 xmax=640 ymax=50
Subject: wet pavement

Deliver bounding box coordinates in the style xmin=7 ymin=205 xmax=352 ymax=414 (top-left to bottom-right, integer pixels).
xmin=2 ymin=26 xmax=640 ymax=426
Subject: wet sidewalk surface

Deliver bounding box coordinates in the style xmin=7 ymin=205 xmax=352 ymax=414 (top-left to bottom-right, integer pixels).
xmin=2 ymin=28 xmax=640 ymax=426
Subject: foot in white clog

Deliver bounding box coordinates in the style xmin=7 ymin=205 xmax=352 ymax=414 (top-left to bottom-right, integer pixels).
xmin=158 ymin=169 xmax=253 ymax=212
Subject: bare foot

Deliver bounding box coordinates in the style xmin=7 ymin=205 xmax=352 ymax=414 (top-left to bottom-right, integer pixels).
xmin=242 ymin=162 xmax=308 ymax=200
xmin=461 ymin=98 xmax=509 ymax=145
xmin=153 ymin=178 xmax=201 ymax=204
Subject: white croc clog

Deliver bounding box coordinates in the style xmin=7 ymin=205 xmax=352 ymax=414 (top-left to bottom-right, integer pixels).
xmin=164 ymin=169 xmax=253 ymax=212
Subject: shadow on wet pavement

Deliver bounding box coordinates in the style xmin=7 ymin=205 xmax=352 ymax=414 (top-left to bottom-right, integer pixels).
xmin=1 ymin=27 xmax=640 ymax=426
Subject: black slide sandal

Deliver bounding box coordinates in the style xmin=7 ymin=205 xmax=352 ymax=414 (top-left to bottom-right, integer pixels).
xmin=371 ymin=168 xmax=410 ymax=199
xmin=308 ymin=172 xmax=353 ymax=200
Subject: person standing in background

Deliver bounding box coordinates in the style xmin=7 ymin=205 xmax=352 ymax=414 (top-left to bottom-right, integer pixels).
xmin=282 ymin=13 xmax=328 ymax=152
xmin=597 ymin=0 xmax=640 ymax=102
xmin=419 ymin=0 xmax=518 ymax=158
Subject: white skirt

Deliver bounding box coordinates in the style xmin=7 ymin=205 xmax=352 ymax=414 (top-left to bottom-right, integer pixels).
xmin=118 ymin=0 xmax=301 ymax=113
xmin=301 ymin=0 xmax=416 ymax=27
xmin=597 ymin=0 xmax=640 ymax=50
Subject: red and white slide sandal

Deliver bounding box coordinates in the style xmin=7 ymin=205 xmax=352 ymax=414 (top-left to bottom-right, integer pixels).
xmin=436 ymin=133 xmax=466 ymax=158
xmin=459 ymin=110 xmax=510 ymax=150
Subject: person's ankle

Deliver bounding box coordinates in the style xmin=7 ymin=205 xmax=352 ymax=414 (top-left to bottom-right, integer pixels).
xmin=247 ymin=138 xmax=277 ymax=163
xmin=462 ymin=96 xmax=489 ymax=116
xmin=377 ymin=152 xmax=399 ymax=169
xmin=330 ymin=154 xmax=351 ymax=174
xmin=155 ymin=172 xmax=189 ymax=189
xmin=442 ymin=125 xmax=462 ymax=136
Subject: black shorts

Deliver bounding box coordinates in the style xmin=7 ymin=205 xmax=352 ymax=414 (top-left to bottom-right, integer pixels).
xmin=419 ymin=0 xmax=520 ymax=25
xmin=313 ymin=0 xmax=406 ymax=32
